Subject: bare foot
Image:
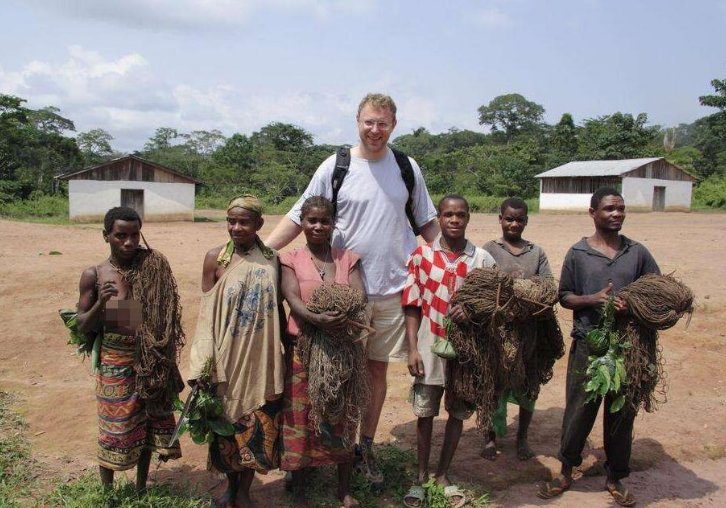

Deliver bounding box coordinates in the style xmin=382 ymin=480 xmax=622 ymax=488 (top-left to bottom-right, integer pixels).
xmin=340 ymin=493 xmax=360 ymax=508
xmin=516 ymin=438 xmax=535 ymax=460
xmin=237 ymin=493 xmax=256 ymax=508
xmin=433 ymin=474 xmax=451 ymax=487
xmin=291 ymin=497 xmax=310 ymax=508
xmin=480 ymin=439 xmax=497 ymax=460
xmin=215 ymin=491 xmax=238 ymax=508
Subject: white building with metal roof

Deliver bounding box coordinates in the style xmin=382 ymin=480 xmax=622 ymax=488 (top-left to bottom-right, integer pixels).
xmin=535 ymin=157 xmax=694 ymax=211
xmin=56 ymin=155 xmax=202 ymax=222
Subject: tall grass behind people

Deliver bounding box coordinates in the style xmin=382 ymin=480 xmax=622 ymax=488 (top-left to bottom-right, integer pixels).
xmin=401 ymin=195 xmax=496 ymax=508
xmin=279 ymin=195 xmax=366 ymax=508
xmin=537 ymin=187 xmax=660 ymax=507
xmin=188 ymin=195 xmax=285 ymax=508
xmin=481 ymin=197 xmax=562 ymax=461
xmin=74 ymin=207 xmax=183 ymax=500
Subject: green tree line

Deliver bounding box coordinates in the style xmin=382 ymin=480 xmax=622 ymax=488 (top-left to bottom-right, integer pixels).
xmin=1 ymin=78 xmax=725 ymax=211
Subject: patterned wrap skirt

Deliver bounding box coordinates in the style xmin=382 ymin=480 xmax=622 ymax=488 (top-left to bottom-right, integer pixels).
xmin=279 ymin=341 xmax=354 ymax=471
xmin=96 ymin=332 xmax=181 ymax=470
xmin=209 ymin=398 xmax=283 ymax=473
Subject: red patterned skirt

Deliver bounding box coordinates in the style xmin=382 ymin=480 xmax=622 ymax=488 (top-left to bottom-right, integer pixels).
xmin=280 ymin=340 xmax=354 ymax=471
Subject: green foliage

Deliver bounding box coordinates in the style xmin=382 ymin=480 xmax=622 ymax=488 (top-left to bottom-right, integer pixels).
xmin=0 ymin=392 xmax=34 ymax=507
xmin=693 ymin=175 xmax=726 ymax=208
xmin=478 ymin=93 xmax=545 ymax=141
xmin=47 ymin=474 xmax=210 ymax=508
xmin=281 ymin=444 xmax=488 ymax=508
xmin=0 ymin=193 xmax=69 ymax=222
xmin=583 ymin=297 xmax=630 ymax=413
xmin=76 ymin=128 xmax=115 ymax=166
xmin=699 ymin=78 xmax=726 ymax=112
xmin=251 ymin=122 xmax=314 ymax=151
xmin=176 ymin=358 xmax=234 ymax=446
xmin=577 ymin=112 xmax=660 ymax=160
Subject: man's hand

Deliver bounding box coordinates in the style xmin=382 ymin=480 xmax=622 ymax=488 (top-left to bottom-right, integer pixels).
xmin=590 ymin=282 xmax=613 ymax=307
xmin=613 ymin=296 xmax=628 ymax=314
xmin=407 ymin=349 xmax=425 ymax=378
xmin=448 ymin=304 xmax=468 ymax=324
xmin=98 ymin=280 xmax=118 ymax=304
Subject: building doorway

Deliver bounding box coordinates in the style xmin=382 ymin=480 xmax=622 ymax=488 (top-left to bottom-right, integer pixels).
xmin=121 ymin=189 xmax=144 ymax=219
xmin=652 ymin=186 xmax=665 ymax=211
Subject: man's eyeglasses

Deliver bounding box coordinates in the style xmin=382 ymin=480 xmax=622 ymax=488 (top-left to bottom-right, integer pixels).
xmin=360 ymin=120 xmax=393 ymax=131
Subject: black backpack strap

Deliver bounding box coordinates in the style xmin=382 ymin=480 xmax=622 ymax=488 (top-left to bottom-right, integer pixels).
xmin=391 ymin=147 xmax=420 ymax=236
xmin=331 ymin=147 xmax=351 ymax=219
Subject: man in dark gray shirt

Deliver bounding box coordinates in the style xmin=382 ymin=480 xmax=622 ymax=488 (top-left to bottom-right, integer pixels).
xmin=538 ymin=187 xmax=659 ymax=507
xmin=482 ymin=197 xmax=554 ymax=462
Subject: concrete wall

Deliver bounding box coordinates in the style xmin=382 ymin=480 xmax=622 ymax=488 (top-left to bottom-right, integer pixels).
xmin=539 ymin=177 xmax=693 ymax=212
xmin=538 ymin=192 xmax=592 ymax=211
xmin=621 ymin=177 xmax=692 ymax=212
xmin=68 ymin=180 xmax=195 ymax=222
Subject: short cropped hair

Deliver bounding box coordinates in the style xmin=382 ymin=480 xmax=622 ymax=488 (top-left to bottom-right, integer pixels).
xmin=104 ymin=207 xmax=141 ymax=233
xmin=438 ymin=194 xmax=469 ymax=214
xmin=357 ymin=93 xmax=397 ymax=119
xmin=500 ymin=197 xmax=528 ymax=215
xmin=300 ymin=195 xmax=335 ymax=222
xmin=590 ymin=187 xmax=623 ymax=209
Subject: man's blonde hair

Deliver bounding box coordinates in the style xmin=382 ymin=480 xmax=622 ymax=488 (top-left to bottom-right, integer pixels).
xmin=357 ymin=93 xmax=397 ymax=119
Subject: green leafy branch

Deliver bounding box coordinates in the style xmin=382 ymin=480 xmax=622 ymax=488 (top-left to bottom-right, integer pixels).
xmin=174 ymin=357 xmax=234 ymax=444
xmin=583 ymin=297 xmax=631 ymax=413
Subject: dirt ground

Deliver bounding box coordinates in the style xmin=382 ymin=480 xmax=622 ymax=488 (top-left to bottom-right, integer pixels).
xmin=1 ymin=211 xmax=724 ymax=507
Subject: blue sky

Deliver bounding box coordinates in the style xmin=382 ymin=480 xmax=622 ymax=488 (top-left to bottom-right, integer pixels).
xmin=1 ymin=0 xmax=725 ymax=152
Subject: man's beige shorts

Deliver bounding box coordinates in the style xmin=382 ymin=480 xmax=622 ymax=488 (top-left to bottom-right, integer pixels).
xmin=364 ymin=293 xmax=407 ymax=363
xmin=410 ymin=383 xmax=475 ymax=421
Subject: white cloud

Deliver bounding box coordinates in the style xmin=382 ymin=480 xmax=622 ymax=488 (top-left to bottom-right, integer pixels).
xmin=0 ymin=45 xmax=444 ymax=151
xmin=26 ymin=0 xmax=376 ymax=30
xmin=472 ymin=7 xmax=512 ymax=27
xmin=0 ymin=46 xmax=357 ymax=149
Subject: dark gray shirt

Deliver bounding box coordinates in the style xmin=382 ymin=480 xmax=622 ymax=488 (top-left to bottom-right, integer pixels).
xmin=559 ymin=235 xmax=660 ymax=340
xmin=483 ymin=239 xmax=552 ymax=279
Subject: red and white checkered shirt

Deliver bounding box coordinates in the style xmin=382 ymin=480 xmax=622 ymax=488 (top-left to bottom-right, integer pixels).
xmin=402 ymin=237 xmax=496 ymax=385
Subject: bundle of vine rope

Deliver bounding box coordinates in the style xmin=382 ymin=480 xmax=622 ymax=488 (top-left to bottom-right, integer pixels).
xmin=298 ymin=283 xmax=371 ymax=443
xmin=512 ymin=276 xmax=564 ymax=399
xmin=446 ymin=268 xmax=564 ymax=428
xmin=446 ymin=269 xmax=510 ymax=430
xmin=616 ymin=273 xmax=694 ymax=413
xmin=120 ymin=248 xmax=186 ymax=417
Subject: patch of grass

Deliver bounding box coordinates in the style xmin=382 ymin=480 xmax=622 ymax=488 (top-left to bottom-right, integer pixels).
xmin=283 ymin=444 xmax=489 ymax=507
xmin=0 ymin=194 xmax=71 ymax=223
xmin=47 ymin=474 xmax=211 ymax=508
xmin=0 ymin=392 xmax=35 ymax=507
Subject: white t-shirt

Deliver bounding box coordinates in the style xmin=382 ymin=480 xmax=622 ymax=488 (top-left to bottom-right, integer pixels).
xmin=287 ymin=147 xmax=437 ymax=298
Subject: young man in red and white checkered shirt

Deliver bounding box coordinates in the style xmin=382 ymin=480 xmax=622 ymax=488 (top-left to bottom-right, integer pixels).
xmin=401 ymin=195 xmax=496 ymax=507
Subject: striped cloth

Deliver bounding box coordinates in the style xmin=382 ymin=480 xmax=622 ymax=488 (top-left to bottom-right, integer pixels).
xmin=96 ymin=332 xmax=181 ymax=470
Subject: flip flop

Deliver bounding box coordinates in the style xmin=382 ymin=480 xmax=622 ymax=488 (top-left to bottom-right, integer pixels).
xmin=444 ymin=485 xmax=468 ymax=508
xmin=536 ymin=476 xmax=571 ymax=499
xmin=403 ymin=485 xmax=425 ymax=508
xmin=607 ymin=482 xmax=636 ymax=507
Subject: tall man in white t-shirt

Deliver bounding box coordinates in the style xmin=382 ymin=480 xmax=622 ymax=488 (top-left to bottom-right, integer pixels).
xmin=266 ymin=93 xmax=439 ymax=487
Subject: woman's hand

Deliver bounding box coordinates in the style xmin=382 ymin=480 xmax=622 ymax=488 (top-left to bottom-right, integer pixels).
xmin=309 ymin=310 xmax=347 ymax=334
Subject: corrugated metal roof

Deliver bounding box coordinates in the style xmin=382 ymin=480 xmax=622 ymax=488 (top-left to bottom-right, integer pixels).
xmin=535 ymin=157 xmax=663 ymax=178
xmin=55 ymin=154 xmax=203 ymax=184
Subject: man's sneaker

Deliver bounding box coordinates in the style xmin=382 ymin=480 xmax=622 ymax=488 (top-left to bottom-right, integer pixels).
xmin=354 ymin=443 xmax=384 ymax=491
